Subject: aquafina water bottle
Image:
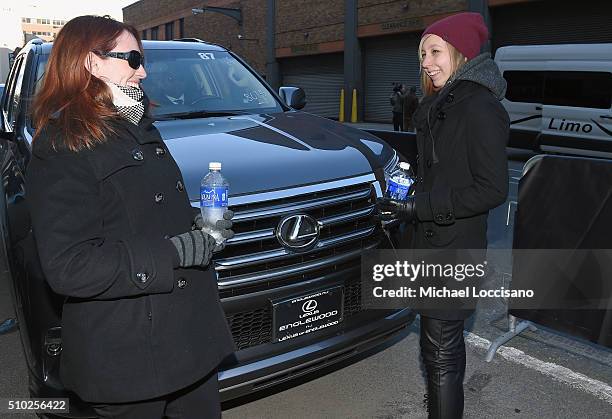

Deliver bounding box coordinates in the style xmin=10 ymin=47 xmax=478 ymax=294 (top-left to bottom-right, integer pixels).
xmin=385 ymin=162 xmax=415 ymax=201
xmin=200 ymin=162 xmax=229 ymax=244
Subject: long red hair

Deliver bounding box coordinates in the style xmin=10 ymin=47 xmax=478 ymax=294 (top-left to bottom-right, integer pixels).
xmin=32 ymin=15 xmax=143 ymax=151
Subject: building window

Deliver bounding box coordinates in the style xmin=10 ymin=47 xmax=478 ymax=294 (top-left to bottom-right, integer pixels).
xmin=21 ymin=17 xmax=31 ymax=23
xmin=150 ymin=26 xmax=158 ymax=40
xmin=179 ymin=18 xmax=184 ymax=38
xmin=36 ymin=18 xmax=50 ymax=25
xmin=142 ymin=29 xmax=147 ymax=40
xmin=165 ymin=22 xmax=174 ymax=40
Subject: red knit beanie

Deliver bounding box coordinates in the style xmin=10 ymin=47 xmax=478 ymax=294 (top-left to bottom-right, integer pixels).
xmin=422 ymin=12 xmax=488 ymax=60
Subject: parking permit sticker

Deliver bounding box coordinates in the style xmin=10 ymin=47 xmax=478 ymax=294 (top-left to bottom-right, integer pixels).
xmin=198 ymin=52 xmax=215 ymax=60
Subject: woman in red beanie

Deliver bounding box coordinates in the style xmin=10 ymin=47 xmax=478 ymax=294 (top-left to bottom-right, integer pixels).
xmin=379 ymin=12 xmax=510 ymax=419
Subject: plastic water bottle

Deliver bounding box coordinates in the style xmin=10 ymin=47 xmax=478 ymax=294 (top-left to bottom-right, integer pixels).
xmin=385 ymin=162 xmax=415 ymax=201
xmin=200 ymin=162 xmax=229 ymax=244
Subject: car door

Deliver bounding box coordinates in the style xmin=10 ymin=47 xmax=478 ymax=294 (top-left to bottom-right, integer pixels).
xmin=540 ymin=64 xmax=612 ymax=157
xmin=1 ymin=48 xmax=59 ymax=386
xmin=500 ymin=68 xmax=544 ymax=150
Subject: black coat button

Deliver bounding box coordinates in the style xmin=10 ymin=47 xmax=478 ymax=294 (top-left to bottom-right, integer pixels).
xmin=425 ymin=230 xmax=434 ymax=238
xmin=437 ymin=112 xmax=446 ymax=120
xmin=177 ymin=278 xmax=187 ymax=289
xmin=435 ymin=214 xmax=444 ymax=222
xmin=132 ymin=149 xmax=144 ymax=161
xmin=136 ymin=272 xmax=149 ymax=283
xmin=155 ymin=147 xmax=166 ymax=157
xmin=446 ymin=212 xmax=454 ymax=221
xmin=176 ymin=180 xmax=184 ymax=192
xmin=154 ymin=193 xmax=164 ymax=203
xmin=446 ymin=93 xmax=455 ymax=103
xmin=426 ymin=160 xmax=432 ymax=168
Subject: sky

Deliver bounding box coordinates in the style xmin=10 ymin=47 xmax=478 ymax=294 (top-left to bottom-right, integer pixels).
xmin=5 ymin=0 xmax=139 ymax=21
xmin=1 ymin=0 xmax=138 ymax=48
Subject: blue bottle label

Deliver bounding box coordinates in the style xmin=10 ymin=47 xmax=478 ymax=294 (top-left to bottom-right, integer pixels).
xmin=387 ymin=179 xmax=409 ymax=200
xmin=200 ymin=186 xmax=228 ymax=207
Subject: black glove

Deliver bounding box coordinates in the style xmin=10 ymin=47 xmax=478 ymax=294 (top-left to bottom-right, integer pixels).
xmin=169 ymin=230 xmax=217 ymax=268
xmin=193 ymin=209 xmax=235 ymax=243
xmin=377 ymin=196 xmax=417 ymax=222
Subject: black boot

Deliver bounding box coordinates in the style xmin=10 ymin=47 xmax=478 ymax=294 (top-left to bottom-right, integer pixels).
xmin=420 ymin=316 xmax=466 ymax=419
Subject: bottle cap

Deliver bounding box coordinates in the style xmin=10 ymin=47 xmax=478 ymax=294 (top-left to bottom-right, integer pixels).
xmin=399 ymin=162 xmax=411 ymax=171
xmin=209 ymin=162 xmax=222 ymax=170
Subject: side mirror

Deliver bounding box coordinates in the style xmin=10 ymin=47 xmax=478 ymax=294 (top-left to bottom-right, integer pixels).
xmin=278 ymin=86 xmax=306 ymax=110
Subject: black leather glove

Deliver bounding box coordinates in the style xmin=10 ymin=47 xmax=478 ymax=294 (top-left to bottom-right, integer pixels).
xmin=377 ymin=196 xmax=417 ymax=222
xmin=169 ymin=230 xmax=217 ymax=268
xmin=193 ymin=209 xmax=235 ymax=243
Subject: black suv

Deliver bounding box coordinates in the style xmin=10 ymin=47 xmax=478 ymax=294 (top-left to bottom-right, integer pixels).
xmin=0 ymin=39 xmax=414 ymax=417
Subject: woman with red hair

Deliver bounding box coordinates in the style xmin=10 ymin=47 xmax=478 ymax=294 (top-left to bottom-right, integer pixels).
xmin=27 ymin=15 xmax=234 ymax=418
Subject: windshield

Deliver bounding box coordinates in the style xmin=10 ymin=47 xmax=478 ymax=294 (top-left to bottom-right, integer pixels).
xmin=32 ymin=48 xmax=283 ymax=120
xmin=142 ymin=49 xmax=282 ymax=117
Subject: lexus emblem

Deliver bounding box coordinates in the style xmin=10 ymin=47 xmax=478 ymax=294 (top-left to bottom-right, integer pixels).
xmin=276 ymin=214 xmax=320 ymax=251
xmin=302 ymin=299 xmax=318 ymax=313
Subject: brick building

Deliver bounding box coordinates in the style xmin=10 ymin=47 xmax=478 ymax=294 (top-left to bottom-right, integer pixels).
xmin=21 ymin=17 xmax=67 ymax=43
xmin=123 ymin=0 xmax=612 ymax=122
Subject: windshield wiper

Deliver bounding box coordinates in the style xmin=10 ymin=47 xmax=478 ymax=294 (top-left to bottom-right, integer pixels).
xmin=155 ymin=110 xmax=250 ymax=120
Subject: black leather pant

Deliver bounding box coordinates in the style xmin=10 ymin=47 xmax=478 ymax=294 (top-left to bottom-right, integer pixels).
xmin=420 ymin=316 xmax=466 ymax=419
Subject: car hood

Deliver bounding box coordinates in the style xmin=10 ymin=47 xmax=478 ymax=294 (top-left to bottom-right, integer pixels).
xmin=156 ymin=111 xmax=393 ymax=201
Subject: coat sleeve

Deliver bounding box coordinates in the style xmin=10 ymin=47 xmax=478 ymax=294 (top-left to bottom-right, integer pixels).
xmin=26 ymin=149 xmax=177 ymax=300
xmin=415 ymin=95 xmax=509 ymax=223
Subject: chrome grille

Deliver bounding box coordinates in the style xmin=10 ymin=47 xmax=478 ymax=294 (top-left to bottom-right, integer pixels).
xmin=212 ymin=175 xmax=383 ymax=350
xmin=215 ymin=178 xmax=382 ymax=297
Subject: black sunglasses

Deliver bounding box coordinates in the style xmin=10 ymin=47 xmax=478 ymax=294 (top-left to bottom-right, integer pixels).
xmin=98 ymin=50 xmax=144 ymax=70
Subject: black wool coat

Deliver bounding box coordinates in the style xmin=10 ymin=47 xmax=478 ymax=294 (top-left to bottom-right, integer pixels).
xmin=26 ymin=116 xmax=235 ymax=403
xmin=406 ymin=57 xmax=510 ymax=320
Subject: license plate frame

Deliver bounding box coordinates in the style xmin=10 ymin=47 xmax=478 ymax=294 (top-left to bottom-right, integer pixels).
xmin=272 ymin=286 xmax=344 ymax=343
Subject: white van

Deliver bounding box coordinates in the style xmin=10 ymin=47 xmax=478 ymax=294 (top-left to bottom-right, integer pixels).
xmin=494 ymin=44 xmax=612 ymax=158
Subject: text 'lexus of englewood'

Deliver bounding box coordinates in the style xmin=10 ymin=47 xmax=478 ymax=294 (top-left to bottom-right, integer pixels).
xmin=0 ymin=38 xmax=415 ymax=418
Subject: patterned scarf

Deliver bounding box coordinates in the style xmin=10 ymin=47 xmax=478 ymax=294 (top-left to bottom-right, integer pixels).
xmin=105 ymin=81 xmax=145 ymax=125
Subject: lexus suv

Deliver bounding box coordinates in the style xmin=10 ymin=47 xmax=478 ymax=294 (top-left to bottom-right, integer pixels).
xmin=0 ymin=38 xmax=414 ymax=417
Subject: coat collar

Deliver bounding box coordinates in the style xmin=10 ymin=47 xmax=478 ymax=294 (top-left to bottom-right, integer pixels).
xmin=112 ymin=115 xmax=162 ymax=145
xmin=413 ymin=81 xmax=480 ymax=126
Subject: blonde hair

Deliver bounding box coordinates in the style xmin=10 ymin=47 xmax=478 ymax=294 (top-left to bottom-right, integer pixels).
xmin=418 ymin=34 xmax=467 ymax=96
